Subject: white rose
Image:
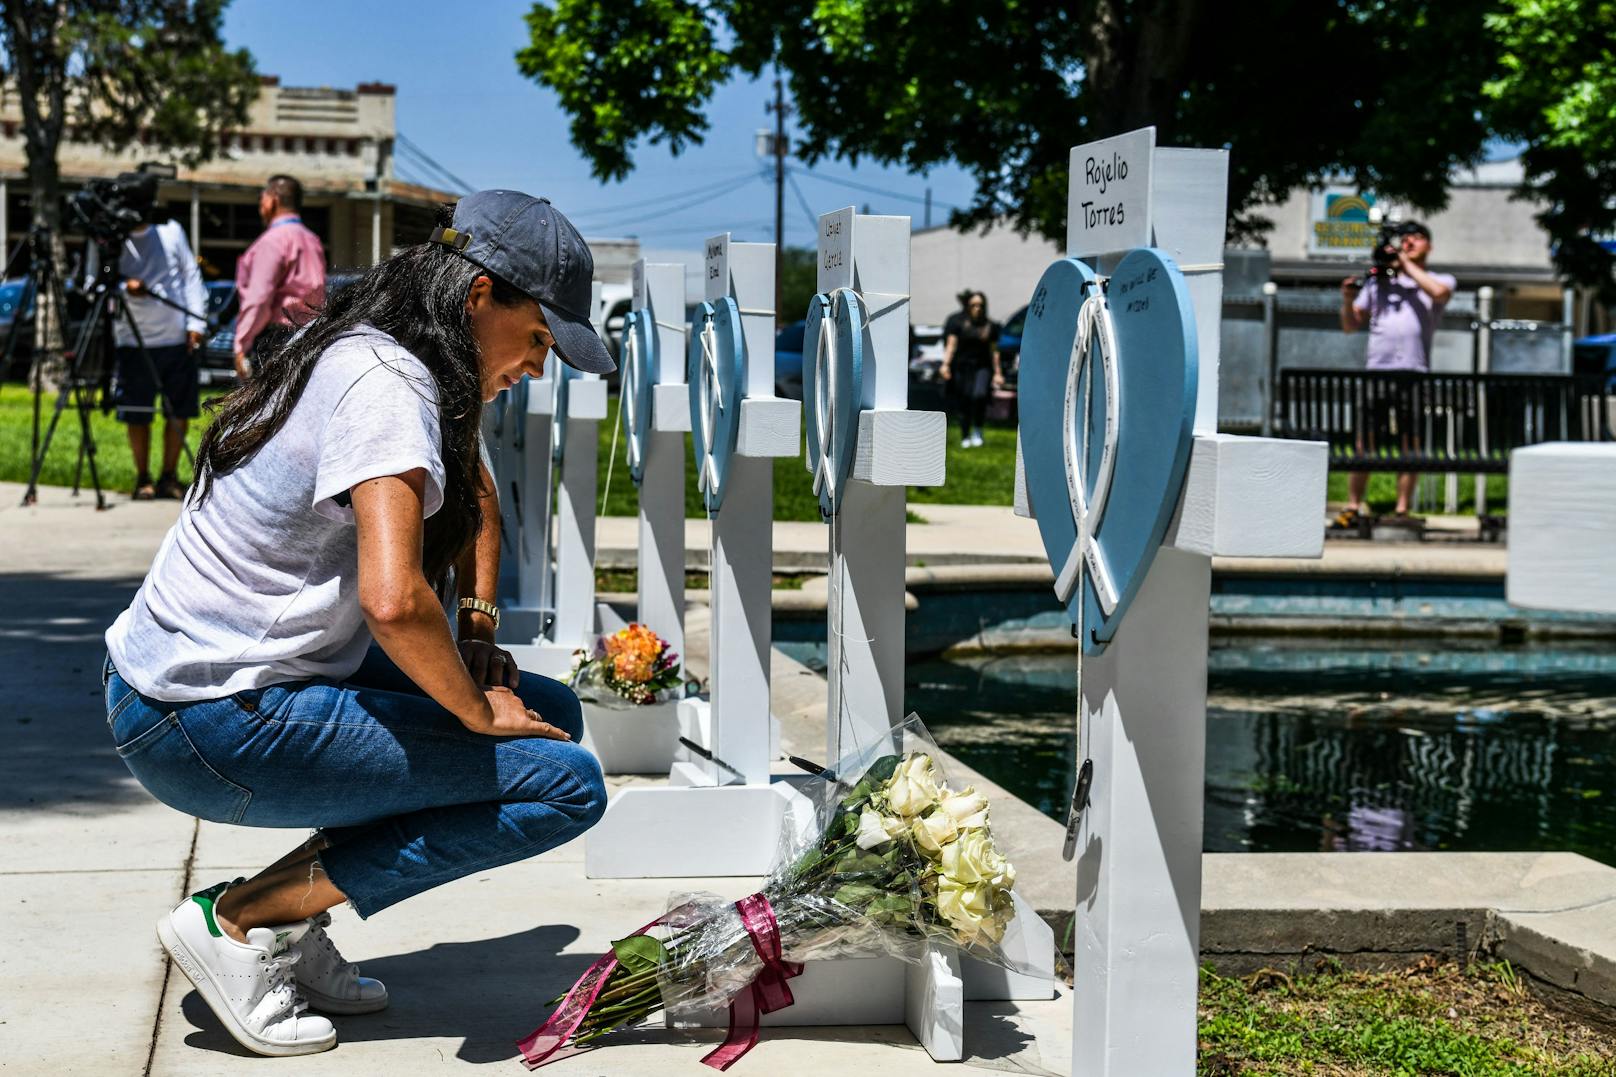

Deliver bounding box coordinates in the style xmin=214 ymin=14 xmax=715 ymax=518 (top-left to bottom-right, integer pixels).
xmin=910 ymin=810 xmax=958 ymax=855
xmin=938 ymin=787 xmax=988 ymax=825
xmin=942 ymin=829 xmax=1014 ymax=889
xmin=856 ymin=807 xmax=906 ymax=850
xmin=885 ymin=755 xmax=941 ymax=818
xmin=936 ymin=878 xmax=993 ymax=945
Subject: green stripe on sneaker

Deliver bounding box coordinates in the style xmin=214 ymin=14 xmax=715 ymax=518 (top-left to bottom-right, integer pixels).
xmin=192 ymin=893 xmax=224 ymax=938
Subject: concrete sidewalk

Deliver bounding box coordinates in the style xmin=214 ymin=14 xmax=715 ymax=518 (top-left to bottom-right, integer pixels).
xmin=599 ymin=501 xmax=1507 ymax=578
xmin=8 ymin=482 xmax=1611 ymax=1076
xmin=0 ymin=484 xmax=1069 ymax=1076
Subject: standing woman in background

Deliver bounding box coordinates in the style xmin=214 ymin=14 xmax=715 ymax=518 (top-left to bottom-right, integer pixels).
xmin=939 ymin=289 xmax=1003 ymax=448
xmin=102 ymin=191 xmax=616 ymax=1058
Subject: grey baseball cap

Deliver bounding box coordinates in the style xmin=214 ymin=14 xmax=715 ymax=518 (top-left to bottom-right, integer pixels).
xmin=432 ymin=190 xmax=616 ymax=374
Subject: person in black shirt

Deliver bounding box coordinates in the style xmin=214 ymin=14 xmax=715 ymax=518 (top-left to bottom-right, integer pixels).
xmin=940 ymin=290 xmax=1003 ymax=448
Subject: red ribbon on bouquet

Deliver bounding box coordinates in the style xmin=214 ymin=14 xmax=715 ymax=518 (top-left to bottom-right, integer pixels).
xmin=517 ymin=912 xmax=667 ymax=1069
xmin=701 ymin=893 xmax=804 ymax=1071
xmin=516 ymin=892 xmax=801 ymax=1071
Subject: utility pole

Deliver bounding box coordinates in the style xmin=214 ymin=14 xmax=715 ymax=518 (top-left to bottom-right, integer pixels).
xmin=766 ymin=70 xmax=791 ymax=319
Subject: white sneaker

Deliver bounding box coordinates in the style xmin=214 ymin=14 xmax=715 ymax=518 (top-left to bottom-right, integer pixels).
xmin=157 ymin=882 xmax=337 ymax=1056
xmin=961 ymin=436 xmax=974 ymax=449
xmin=970 ymin=433 xmax=985 ymax=447
xmin=296 ymin=911 xmax=389 ymax=1014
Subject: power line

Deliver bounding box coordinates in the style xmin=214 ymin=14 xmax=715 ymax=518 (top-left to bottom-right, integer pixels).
xmin=396 ymin=133 xmax=474 ymax=193
xmin=784 ymin=169 xmax=819 ymax=233
xmin=576 ymin=173 xmax=764 ymax=230
xmin=563 ymin=170 xmax=767 ymax=220
xmin=394 ymin=145 xmax=464 ymax=194
xmin=786 ymin=164 xmax=960 ymax=211
xmin=395 ymin=143 xmax=472 ymax=196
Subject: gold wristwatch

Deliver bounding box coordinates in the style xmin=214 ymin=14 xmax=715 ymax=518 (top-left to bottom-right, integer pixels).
xmin=457 ymin=597 xmax=501 ymax=631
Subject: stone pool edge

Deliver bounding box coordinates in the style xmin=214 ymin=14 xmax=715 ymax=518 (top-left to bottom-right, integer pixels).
xmin=680 ymin=603 xmax=1616 ymax=1028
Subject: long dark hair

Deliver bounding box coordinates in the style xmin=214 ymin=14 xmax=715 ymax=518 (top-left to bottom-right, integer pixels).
xmin=194 ymin=231 xmax=529 ymax=585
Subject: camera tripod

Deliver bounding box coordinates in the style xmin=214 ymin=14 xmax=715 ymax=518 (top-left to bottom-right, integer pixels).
xmin=14 ymin=227 xmax=208 ymax=509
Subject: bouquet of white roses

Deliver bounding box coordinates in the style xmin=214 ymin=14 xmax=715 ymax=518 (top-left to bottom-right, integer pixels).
xmin=518 ymin=715 xmax=1025 ymax=1070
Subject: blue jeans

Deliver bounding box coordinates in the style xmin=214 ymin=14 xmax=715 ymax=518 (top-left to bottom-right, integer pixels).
xmin=104 ymin=646 xmax=607 ymax=917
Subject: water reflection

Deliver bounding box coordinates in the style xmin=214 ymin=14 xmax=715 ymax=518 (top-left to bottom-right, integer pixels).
xmin=905 ymin=639 xmax=1616 ymax=867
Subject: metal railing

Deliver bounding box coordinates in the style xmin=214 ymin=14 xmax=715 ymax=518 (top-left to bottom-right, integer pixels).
xmin=1277 ymin=369 xmax=1613 ymax=473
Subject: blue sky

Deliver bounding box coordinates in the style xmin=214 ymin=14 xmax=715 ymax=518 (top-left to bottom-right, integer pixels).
xmin=222 ymin=0 xmax=978 ymax=251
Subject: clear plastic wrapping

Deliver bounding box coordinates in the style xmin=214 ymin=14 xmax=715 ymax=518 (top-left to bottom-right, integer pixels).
xmin=521 ymin=713 xmax=1031 ymax=1065
xmin=566 ymin=623 xmax=686 ymax=708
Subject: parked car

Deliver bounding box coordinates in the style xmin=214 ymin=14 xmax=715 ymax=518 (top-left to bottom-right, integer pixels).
xmin=197 ymin=280 xmax=239 ymax=386
xmin=0 ymin=277 xmax=36 ymax=379
xmin=908 ymin=323 xmax=947 ymax=411
xmin=991 ymin=304 xmax=1028 ymax=423
xmin=1573 ymin=334 xmax=1616 ymax=391
xmin=775 ymin=320 xmax=805 ymax=399
xmin=197 ymin=272 xmax=360 ymax=386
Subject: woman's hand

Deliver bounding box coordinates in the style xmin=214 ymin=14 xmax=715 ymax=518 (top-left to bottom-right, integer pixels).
xmin=462 ymin=686 xmax=572 ymax=739
xmin=460 ymin=639 xmax=521 ymax=690
xmin=939 ymin=363 xmax=952 ymax=382
xmin=992 ymin=371 xmax=1005 ymax=389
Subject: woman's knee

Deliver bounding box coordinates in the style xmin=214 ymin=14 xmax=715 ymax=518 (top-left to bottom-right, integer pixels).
xmin=568 ymin=750 xmax=609 ymax=829
xmin=514 ymin=671 xmax=584 ymax=741
xmin=512 ymin=740 xmax=606 ymax=830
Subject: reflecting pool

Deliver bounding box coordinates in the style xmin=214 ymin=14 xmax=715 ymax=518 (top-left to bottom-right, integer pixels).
xmin=903 ymin=638 xmax=1616 ymax=867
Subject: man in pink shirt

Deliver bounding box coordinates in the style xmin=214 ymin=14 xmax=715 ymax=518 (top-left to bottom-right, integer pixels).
xmin=233 ymin=174 xmax=326 ymax=380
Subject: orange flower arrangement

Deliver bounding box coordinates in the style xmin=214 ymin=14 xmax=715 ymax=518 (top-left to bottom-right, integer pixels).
xmin=570 ymin=623 xmax=683 ymax=705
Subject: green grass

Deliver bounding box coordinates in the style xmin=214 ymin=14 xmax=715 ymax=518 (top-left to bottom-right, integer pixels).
xmin=1198 ymin=960 xmax=1613 ymax=1075
xmin=1326 ymin=471 xmax=1509 ymax=516
xmin=594 ymin=396 xmax=1016 ymax=522
xmin=0 ymin=384 xmax=1019 ymax=519
xmin=10 ymin=382 xmax=1505 ymax=522
xmin=0 ymin=383 xmax=222 ymax=494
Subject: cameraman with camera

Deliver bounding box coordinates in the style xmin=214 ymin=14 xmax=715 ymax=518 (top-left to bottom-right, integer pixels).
xmin=1337 ymin=220 xmax=1455 ymax=524
xmin=107 ymin=174 xmax=208 ymax=500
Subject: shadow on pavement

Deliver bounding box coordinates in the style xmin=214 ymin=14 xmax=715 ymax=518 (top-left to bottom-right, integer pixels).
xmin=180 ymin=924 xmax=593 ymax=1063
xmin=0 ymin=571 xmax=152 ymax=812
xmin=175 ymin=923 xmax=1042 ymax=1069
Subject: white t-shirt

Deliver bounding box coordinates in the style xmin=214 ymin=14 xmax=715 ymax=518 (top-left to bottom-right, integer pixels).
xmin=106 ymin=327 xmax=446 ymax=701
xmin=112 ymin=220 xmax=209 ymax=349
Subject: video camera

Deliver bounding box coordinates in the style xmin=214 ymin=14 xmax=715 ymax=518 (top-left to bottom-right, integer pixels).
xmin=67 ymin=170 xmax=160 ymax=245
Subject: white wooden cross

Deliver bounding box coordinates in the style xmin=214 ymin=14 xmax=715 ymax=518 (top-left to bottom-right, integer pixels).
xmin=1015 ymin=129 xmax=1327 ymax=1075
xmin=628 ymin=260 xmax=691 ymax=658
xmin=500 ymin=285 xmax=609 ymax=677
xmin=584 ymin=241 xmax=807 ymax=877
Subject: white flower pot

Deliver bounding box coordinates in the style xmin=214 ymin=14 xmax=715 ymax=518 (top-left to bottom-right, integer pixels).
xmin=578 ymin=698 xmax=682 ymax=775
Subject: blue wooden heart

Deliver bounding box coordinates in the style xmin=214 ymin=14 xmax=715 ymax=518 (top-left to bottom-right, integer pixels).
xmin=687 ymin=296 xmax=744 ymax=515
xmin=1018 ymin=248 xmax=1198 ymax=654
xmin=801 ymin=289 xmax=865 ymax=519
xmin=619 ymin=308 xmax=656 ymax=486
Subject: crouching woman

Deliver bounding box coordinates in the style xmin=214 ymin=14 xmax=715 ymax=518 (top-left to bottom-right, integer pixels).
xmin=101 ymin=192 xmax=617 ymax=1057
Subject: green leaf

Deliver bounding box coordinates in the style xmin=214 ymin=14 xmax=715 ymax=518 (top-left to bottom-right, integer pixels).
xmin=611 ymin=934 xmax=667 ymax=978
xmin=832 ymin=882 xmax=883 ymax=908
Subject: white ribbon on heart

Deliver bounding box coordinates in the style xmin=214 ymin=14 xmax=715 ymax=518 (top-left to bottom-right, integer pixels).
xmin=621 ymin=319 xmax=646 ymax=478
xmin=1054 ymin=286 xmax=1122 ymax=617
xmin=696 ymin=311 xmax=723 ymax=495
xmin=810 ymin=295 xmax=841 ymax=506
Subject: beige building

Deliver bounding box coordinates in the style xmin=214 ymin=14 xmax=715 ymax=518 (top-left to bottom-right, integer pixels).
xmin=0 ymin=76 xmax=642 ymax=285
xmin=0 ymin=77 xmax=453 ymax=278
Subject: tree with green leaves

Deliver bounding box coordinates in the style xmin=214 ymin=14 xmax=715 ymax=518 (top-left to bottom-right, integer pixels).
xmin=516 ymin=0 xmax=1495 ymax=245
xmin=1486 ymin=0 xmax=1616 ymax=301
xmin=0 ymin=0 xmax=257 ymax=382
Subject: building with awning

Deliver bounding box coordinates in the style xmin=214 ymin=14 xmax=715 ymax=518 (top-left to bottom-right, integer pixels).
xmin=0 ymin=76 xmax=638 ymax=287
